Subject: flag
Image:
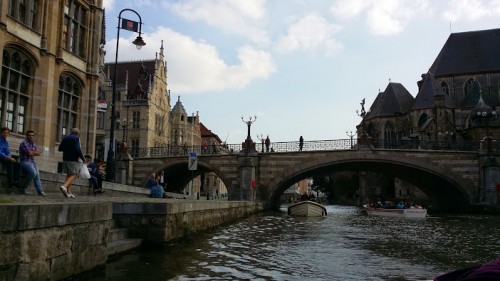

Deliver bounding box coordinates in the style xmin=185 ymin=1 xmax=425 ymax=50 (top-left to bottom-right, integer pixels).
xmin=121 ymin=18 xmax=139 ymax=32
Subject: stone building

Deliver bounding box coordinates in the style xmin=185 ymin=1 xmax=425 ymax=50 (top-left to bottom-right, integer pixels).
xmin=362 ymin=28 xmax=500 ymax=147
xmin=170 ymin=96 xmax=201 ymax=153
xmin=359 ymin=28 xmax=500 ymax=202
xmin=100 ymin=42 xmax=171 ymax=159
xmin=0 ymin=0 xmax=104 ymax=172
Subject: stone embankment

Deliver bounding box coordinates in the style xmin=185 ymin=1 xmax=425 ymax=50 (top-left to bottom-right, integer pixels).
xmin=0 ymin=173 xmax=264 ymax=280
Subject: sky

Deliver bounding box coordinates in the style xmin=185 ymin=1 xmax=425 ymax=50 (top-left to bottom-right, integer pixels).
xmin=102 ymin=0 xmax=500 ymax=144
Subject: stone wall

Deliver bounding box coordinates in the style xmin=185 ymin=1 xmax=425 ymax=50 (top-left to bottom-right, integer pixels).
xmin=0 ymin=202 xmax=112 ymax=281
xmin=112 ymin=201 xmax=265 ymax=243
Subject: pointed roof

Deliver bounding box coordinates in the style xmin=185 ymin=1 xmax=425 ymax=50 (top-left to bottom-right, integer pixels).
xmin=365 ymin=82 xmax=414 ymax=119
xmin=200 ymin=122 xmax=222 ymax=143
xmin=432 ymin=28 xmax=500 ymax=78
xmin=413 ymin=72 xmax=455 ymax=110
xmin=106 ymin=60 xmax=156 ymax=99
xmin=171 ymin=96 xmax=187 ymax=115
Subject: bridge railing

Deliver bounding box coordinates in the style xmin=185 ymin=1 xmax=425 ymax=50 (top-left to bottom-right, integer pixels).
xmin=133 ymin=138 xmax=490 ymax=158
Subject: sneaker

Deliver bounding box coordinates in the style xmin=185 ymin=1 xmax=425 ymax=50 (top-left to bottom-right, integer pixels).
xmin=59 ymin=186 xmax=68 ymax=197
xmin=67 ymin=193 xmax=76 ymax=198
xmin=38 ymin=191 xmax=47 ymax=196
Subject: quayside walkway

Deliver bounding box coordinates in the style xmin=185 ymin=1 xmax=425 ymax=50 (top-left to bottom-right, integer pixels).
xmin=0 ymin=182 xmax=264 ymax=281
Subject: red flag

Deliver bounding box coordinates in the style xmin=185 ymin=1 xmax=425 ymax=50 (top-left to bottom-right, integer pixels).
xmin=251 ymin=179 xmax=255 ymax=189
xmin=121 ymin=18 xmax=139 ymax=32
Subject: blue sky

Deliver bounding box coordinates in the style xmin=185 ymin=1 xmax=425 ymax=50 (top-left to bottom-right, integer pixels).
xmin=102 ymin=0 xmax=500 ymax=144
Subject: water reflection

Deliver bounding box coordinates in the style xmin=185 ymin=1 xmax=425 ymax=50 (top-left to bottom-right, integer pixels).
xmin=79 ymin=205 xmax=500 ymax=281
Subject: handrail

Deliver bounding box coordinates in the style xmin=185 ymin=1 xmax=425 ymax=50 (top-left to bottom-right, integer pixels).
xmin=130 ymin=138 xmax=491 ymax=158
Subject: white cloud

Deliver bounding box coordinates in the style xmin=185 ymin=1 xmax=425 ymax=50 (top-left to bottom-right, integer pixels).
xmin=442 ymin=0 xmax=498 ymax=22
xmin=275 ymin=13 xmax=343 ymax=56
xmin=330 ymin=0 xmax=371 ymax=19
xmin=165 ymin=0 xmax=269 ymax=44
xmin=106 ymin=26 xmax=276 ymax=94
xmin=102 ymin=0 xmax=115 ymax=10
xmin=330 ymin=0 xmax=430 ymax=36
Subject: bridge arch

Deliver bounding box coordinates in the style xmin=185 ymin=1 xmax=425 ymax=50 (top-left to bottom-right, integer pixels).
xmin=263 ymin=152 xmax=474 ymax=212
xmin=136 ymin=157 xmax=233 ymax=194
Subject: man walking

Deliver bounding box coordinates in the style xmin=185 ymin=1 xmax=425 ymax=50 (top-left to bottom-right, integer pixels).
xmin=0 ymin=127 xmax=20 ymax=188
xmin=18 ymin=130 xmax=46 ymax=195
xmin=299 ymin=136 xmax=304 ymax=151
xmin=58 ymin=128 xmax=85 ymax=198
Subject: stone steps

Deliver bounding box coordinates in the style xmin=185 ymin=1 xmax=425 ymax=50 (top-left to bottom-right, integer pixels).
xmin=107 ymin=220 xmax=142 ymax=257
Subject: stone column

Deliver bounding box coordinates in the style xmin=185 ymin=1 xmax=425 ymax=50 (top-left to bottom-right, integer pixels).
xmin=117 ymin=147 xmax=134 ymax=185
xmin=237 ymin=151 xmax=258 ymax=201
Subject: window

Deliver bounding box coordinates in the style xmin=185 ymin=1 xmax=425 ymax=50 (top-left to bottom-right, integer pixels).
xmin=0 ymin=47 xmax=33 ymax=133
xmin=57 ymin=73 xmax=81 ymax=140
xmin=131 ymin=138 xmax=139 ymax=157
xmin=441 ymin=81 xmax=449 ymax=96
xmin=8 ymin=0 xmax=40 ymax=30
xmin=63 ymin=0 xmax=88 ymax=58
xmin=97 ymin=111 xmax=105 ymax=129
xmin=132 ymin=111 xmax=140 ymax=129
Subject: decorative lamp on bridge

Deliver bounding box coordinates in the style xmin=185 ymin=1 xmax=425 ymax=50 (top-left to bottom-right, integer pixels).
xmin=241 ymin=116 xmax=257 ymax=153
xmin=106 ymin=8 xmax=146 ymax=182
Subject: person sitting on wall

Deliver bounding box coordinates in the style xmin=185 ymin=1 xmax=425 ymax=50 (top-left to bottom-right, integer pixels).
xmin=84 ymin=155 xmax=104 ymax=193
xmin=146 ymin=172 xmax=164 ymax=198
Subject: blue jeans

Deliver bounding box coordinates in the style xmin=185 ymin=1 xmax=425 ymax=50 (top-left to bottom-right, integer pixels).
xmin=20 ymin=161 xmax=42 ymax=193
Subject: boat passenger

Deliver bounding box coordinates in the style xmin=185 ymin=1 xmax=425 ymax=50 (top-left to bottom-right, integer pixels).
xmin=396 ymin=201 xmax=405 ymax=209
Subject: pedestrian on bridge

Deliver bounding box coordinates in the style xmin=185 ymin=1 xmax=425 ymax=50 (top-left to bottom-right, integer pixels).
xmin=265 ymin=135 xmax=270 ymax=153
xmin=299 ymin=136 xmax=304 ymax=151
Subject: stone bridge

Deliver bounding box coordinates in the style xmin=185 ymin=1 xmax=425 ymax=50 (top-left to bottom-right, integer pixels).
xmin=131 ymin=147 xmax=500 ymax=212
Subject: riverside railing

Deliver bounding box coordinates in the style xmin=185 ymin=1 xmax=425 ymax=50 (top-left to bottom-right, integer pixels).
xmin=133 ymin=138 xmax=492 ymax=158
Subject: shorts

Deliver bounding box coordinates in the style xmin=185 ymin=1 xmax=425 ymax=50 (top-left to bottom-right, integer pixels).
xmin=62 ymin=161 xmax=80 ymax=175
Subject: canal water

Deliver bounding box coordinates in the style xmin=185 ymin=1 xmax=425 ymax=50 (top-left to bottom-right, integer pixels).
xmin=79 ymin=205 xmax=500 ymax=281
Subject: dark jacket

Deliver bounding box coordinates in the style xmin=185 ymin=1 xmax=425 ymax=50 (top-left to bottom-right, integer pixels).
xmin=58 ymin=134 xmax=85 ymax=162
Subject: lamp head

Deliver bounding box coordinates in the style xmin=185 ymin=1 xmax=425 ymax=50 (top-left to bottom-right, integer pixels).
xmin=132 ymin=36 xmax=146 ymax=50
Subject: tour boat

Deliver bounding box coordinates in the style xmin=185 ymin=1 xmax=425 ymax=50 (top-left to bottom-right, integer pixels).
xmin=288 ymin=201 xmax=327 ymax=217
xmin=362 ymin=205 xmax=427 ymax=218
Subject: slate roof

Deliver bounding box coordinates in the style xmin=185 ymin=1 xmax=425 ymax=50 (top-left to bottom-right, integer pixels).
xmin=365 ymin=82 xmax=415 ymax=119
xmin=171 ymin=96 xmax=187 ymax=115
xmin=106 ymin=60 xmax=156 ymax=99
xmin=200 ymin=122 xmax=222 ymax=143
xmin=432 ymin=28 xmax=500 ymax=78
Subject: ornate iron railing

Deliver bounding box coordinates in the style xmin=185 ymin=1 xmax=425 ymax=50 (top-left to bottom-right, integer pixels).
xmin=134 ymin=138 xmax=494 ymax=158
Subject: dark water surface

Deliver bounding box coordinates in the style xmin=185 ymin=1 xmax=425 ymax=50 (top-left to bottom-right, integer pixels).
xmin=78 ymin=205 xmax=500 ymax=281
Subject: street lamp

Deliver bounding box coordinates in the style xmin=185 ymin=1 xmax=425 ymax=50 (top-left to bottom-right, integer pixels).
xmin=346 ymin=131 xmax=356 ymax=148
xmin=256 ymin=134 xmax=264 ymax=153
xmin=241 ymin=115 xmax=257 ymax=153
xmin=241 ymin=115 xmax=257 ymax=141
xmin=106 ymin=8 xmax=146 ymax=182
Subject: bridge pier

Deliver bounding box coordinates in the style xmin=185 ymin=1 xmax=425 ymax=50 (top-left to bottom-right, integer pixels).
xmin=237 ymin=152 xmax=257 ymax=201
xmin=480 ymin=154 xmax=499 ymax=205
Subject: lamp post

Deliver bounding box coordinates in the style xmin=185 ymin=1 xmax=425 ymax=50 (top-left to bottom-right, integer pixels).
xmin=106 ymin=8 xmax=146 ymax=182
xmin=241 ymin=116 xmax=257 ymax=153
xmin=256 ymin=134 xmax=264 ymax=153
xmin=346 ymin=131 xmax=356 ymax=148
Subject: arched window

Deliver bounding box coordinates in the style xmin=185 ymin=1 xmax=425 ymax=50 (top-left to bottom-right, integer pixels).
xmin=57 ymin=73 xmax=81 ymax=140
xmin=383 ymin=121 xmax=394 ymax=148
xmin=0 ymin=47 xmax=34 ymax=133
xmin=441 ymin=81 xmax=449 ymax=96
xmin=463 ymin=78 xmax=480 ymax=106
